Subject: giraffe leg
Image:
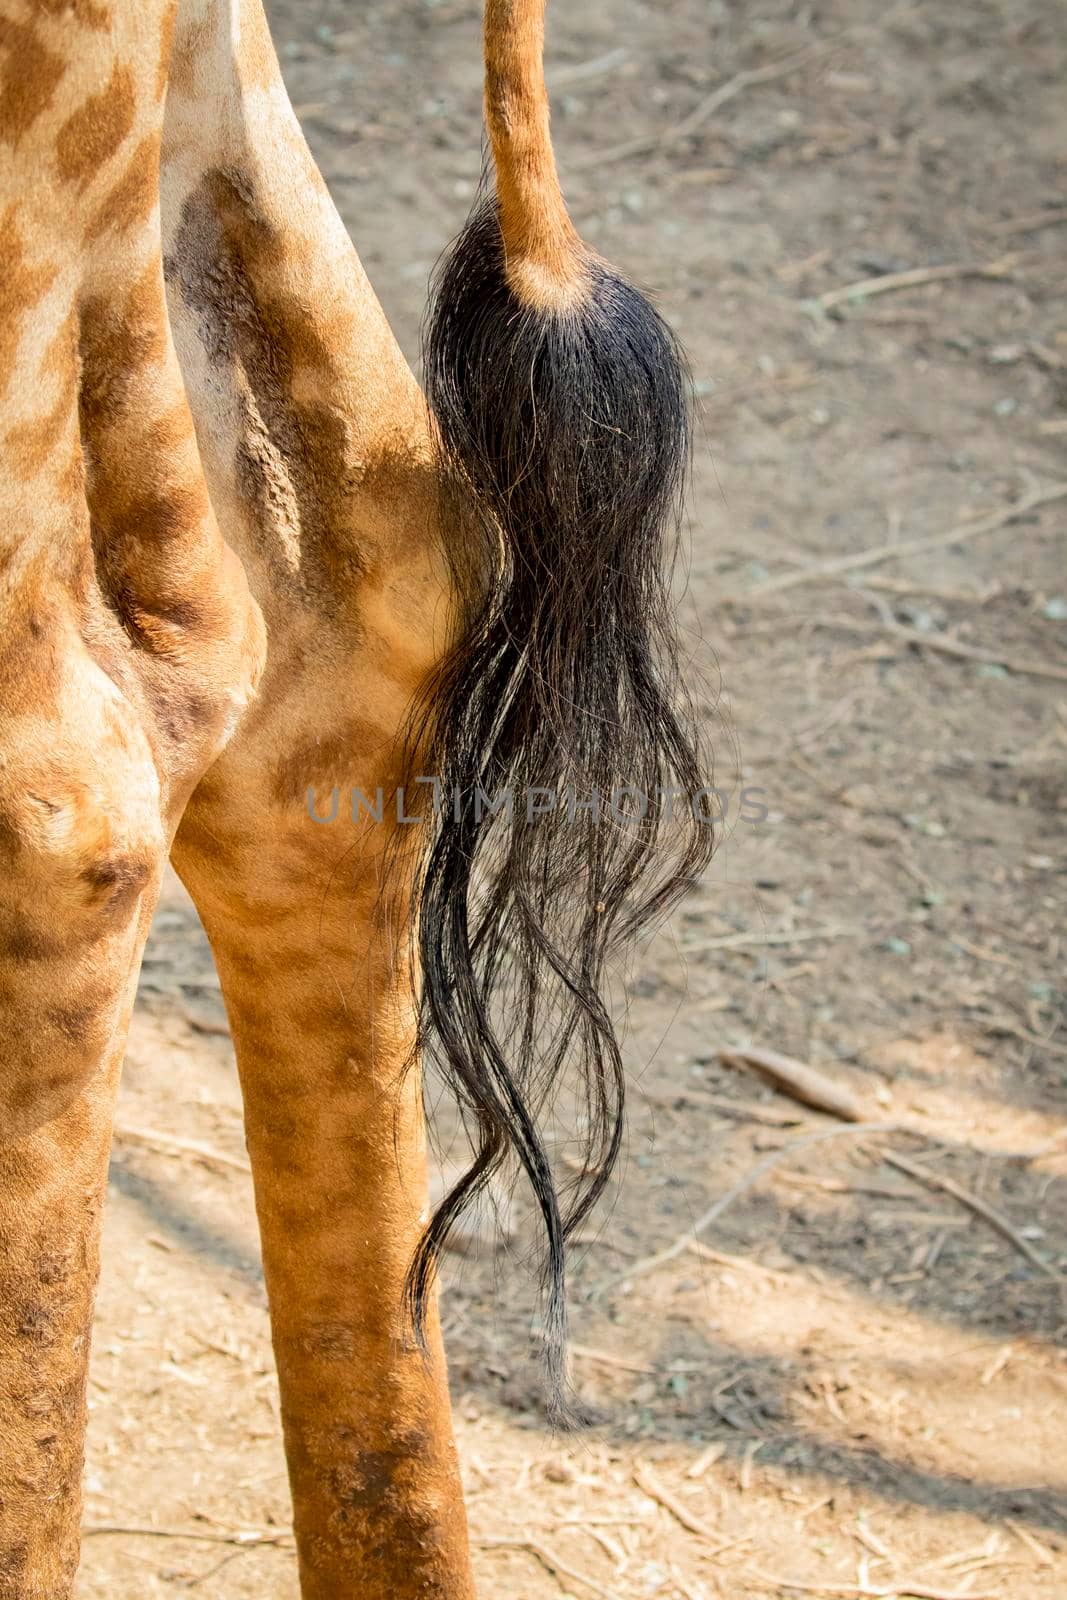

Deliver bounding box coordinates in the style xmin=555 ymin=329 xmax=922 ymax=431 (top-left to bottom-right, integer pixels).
xmin=0 ymin=196 xmax=263 ymax=1600
xmin=0 ymin=592 xmax=256 ymax=1595
xmin=157 ymin=2 xmax=472 ymax=1582
xmin=0 ymin=612 xmax=263 ymax=1598
xmin=0 ymin=1050 xmax=131 ymax=1600
xmin=0 ymin=683 xmax=159 ymax=1597
xmin=174 ymin=744 xmax=475 ymax=1600
xmin=0 ymin=540 xmax=210 ymax=1554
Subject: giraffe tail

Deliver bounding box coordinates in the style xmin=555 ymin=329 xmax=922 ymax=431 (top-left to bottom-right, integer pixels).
xmin=411 ymin=0 xmax=712 ymax=1420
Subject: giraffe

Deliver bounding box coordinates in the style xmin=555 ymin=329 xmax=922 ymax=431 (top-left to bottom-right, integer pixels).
xmin=0 ymin=1 xmax=708 ymax=1595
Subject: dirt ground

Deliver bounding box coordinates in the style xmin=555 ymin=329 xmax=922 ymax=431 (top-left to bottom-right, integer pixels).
xmin=80 ymin=1 xmax=1066 ymax=1596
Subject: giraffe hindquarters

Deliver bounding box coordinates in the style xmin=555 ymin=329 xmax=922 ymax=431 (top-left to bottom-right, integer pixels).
xmin=173 ymin=746 xmax=476 ymax=1600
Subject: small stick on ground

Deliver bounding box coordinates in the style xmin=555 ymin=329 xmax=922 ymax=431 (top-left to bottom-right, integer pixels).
xmin=949 ymin=936 xmax=1021 ymax=970
xmin=810 ymin=257 xmax=1017 ymax=314
xmin=694 ymin=1093 xmax=806 ymax=1126
xmin=721 ymin=1046 xmax=867 ymax=1122
xmin=573 ymin=36 xmax=838 ymax=168
xmin=739 ymin=1439 xmax=763 ymax=1491
xmin=672 ymin=1567 xmax=712 ymax=1600
xmin=643 ymin=1091 xmax=804 ymax=1128
xmin=633 ymin=1464 xmax=750 ymax=1558
xmin=112 ymin=1123 xmax=251 ymax=1176
xmin=859 ymin=576 xmax=1001 ymax=603
xmin=851 ymin=589 xmax=1067 ymax=682
xmin=696 ymin=367 xmax=816 ymax=405
xmin=683 ymin=924 xmax=861 ymax=954
xmin=747 ymin=1574 xmax=994 ymax=1599
xmin=568 ymin=1342 xmax=659 ymax=1375
xmin=1005 ymin=1522 xmax=1054 ymax=1565
xmin=687 ymin=1241 xmax=792 ymax=1280
xmin=592 ymin=1121 xmax=901 ymax=1296
xmin=789 ymin=688 xmax=864 ymax=751
xmin=851 ymin=1522 xmax=895 ymax=1562
xmin=475 ymin=1536 xmax=622 ymax=1600
xmin=564 ymin=1339 xmax=705 ymax=1377
xmin=84 ymin=1525 xmax=291 ymax=1547
xmin=548 ymin=47 xmax=629 ymax=88
xmin=987 ymin=1018 xmax=1067 ymax=1058
xmin=687 ymin=1442 xmax=727 ymax=1479
xmin=878 ymin=1150 xmax=1064 ymax=1283
xmin=728 ymin=480 xmax=1067 ymax=599
xmin=180 ymin=1005 xmax=231 ymax=1037
xmin=810 ymin=615 xmax=1067 ymax=683
xmin=573 ymin=7 xmax=914 ymax=170
xmin=986 ymin=206 xmax=1067 ymax=236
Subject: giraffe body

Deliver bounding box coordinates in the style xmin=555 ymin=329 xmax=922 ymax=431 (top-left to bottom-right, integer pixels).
xmin=2 ymin=2 xmax=468 ymax=1593
xmin=0 ymin=2 xmax=705 ymax=1593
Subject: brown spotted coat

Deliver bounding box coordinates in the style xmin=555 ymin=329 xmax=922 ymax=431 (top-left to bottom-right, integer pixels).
xmin=0 ymin=0 xmax=475 ymax=1594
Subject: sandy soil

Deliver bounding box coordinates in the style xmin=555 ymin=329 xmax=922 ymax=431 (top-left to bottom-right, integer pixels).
xmin=80 ymin=1 xmax=1066 ymax=1596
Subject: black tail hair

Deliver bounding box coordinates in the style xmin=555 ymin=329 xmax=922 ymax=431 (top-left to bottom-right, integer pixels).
xmin=407 ymin=195 xmax=713 ymax=1417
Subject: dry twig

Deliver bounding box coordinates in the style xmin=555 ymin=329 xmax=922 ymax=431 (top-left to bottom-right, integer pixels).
xmin=728 ymin=481 xmax=1067 ymax=599
xmin=687 ymin=1442 xmax=727 ymax=1479
xmin=573 ymin=38 xmax=829 ymax=168
xmin=721 ymin=1046 xmax=867 ymax=1121
xmin=667 ymin=1092 xmax=805 ymax=1127
xmin=810 ymin=257 xmax=1017 ymax=313
xmin=747 ymin=1574 xmax=994 ymax=1599
xmin=851 ymin=589 xmax=1067 ymax=683
xmin=633 ymin=1464 xmax=750 ymax=1557
xmin=687 ymin=1241 xmax=791 ymax=1280
xmin=859 ymin=575 xmax=1001 ymax=603
xmin=475 ymin=1536 xmax=622 ymax=1600
xmin=878 ymin=1151 xmax=1064 ymax=1283
xmin=592 ymin=1121 xmax=900 ymax=1296
xmin=573 ymin=11 xmax=910 ymax=170
xmin=986 ymin=206 xmax=1067 ymax=237
xmin=824 ymin=616 xmax=1067 ymax=682
xmin=549 ymin=47 xmax=629 ymax=88
xmin=683 ymin=924 xmax=861 ymax=954
xmin=949 ymin=936 xmax=1021 ymax=970
xmin=568 ymin=1342 xmax=658 ymax=1375
xmin=84 ymin=1524 xmax=290 ymax=1547
xmin=1005 ymin=1521 xmax=1055 ymax=1565
xmin=112 ymin=1123 xmax=251 ymax=1176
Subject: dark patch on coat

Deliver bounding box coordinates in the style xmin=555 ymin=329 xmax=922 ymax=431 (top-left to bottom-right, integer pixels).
xmin=0 ymin=207 xmax=59 ymax=402
xmin=165 ymin=167 xmax=371 ymax=609
xmin=84 ymin=130 xmax=161 ymax=243
xmin=0 ymin=16 xmax=65 ymax=147
xmin=80 ymin=848 xmax=154 ymax=907
xmin=28 ymin=0 xmax=111 ymax=29
xmin=318 ymin=1427 xmax=451 ymax=1593
xmin=55 ymin=62 xmax=136 ymax=188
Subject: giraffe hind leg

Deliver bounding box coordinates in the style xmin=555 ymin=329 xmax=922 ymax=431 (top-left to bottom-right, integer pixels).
xmin=0 ymin=627 xmax=172 ymax=1598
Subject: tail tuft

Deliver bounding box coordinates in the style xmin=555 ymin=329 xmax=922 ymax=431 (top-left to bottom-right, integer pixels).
xmin=425 ymin=198 xmax=689 ymax=577
xmin=406 ymin=2 xmax=713 ymax=1420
